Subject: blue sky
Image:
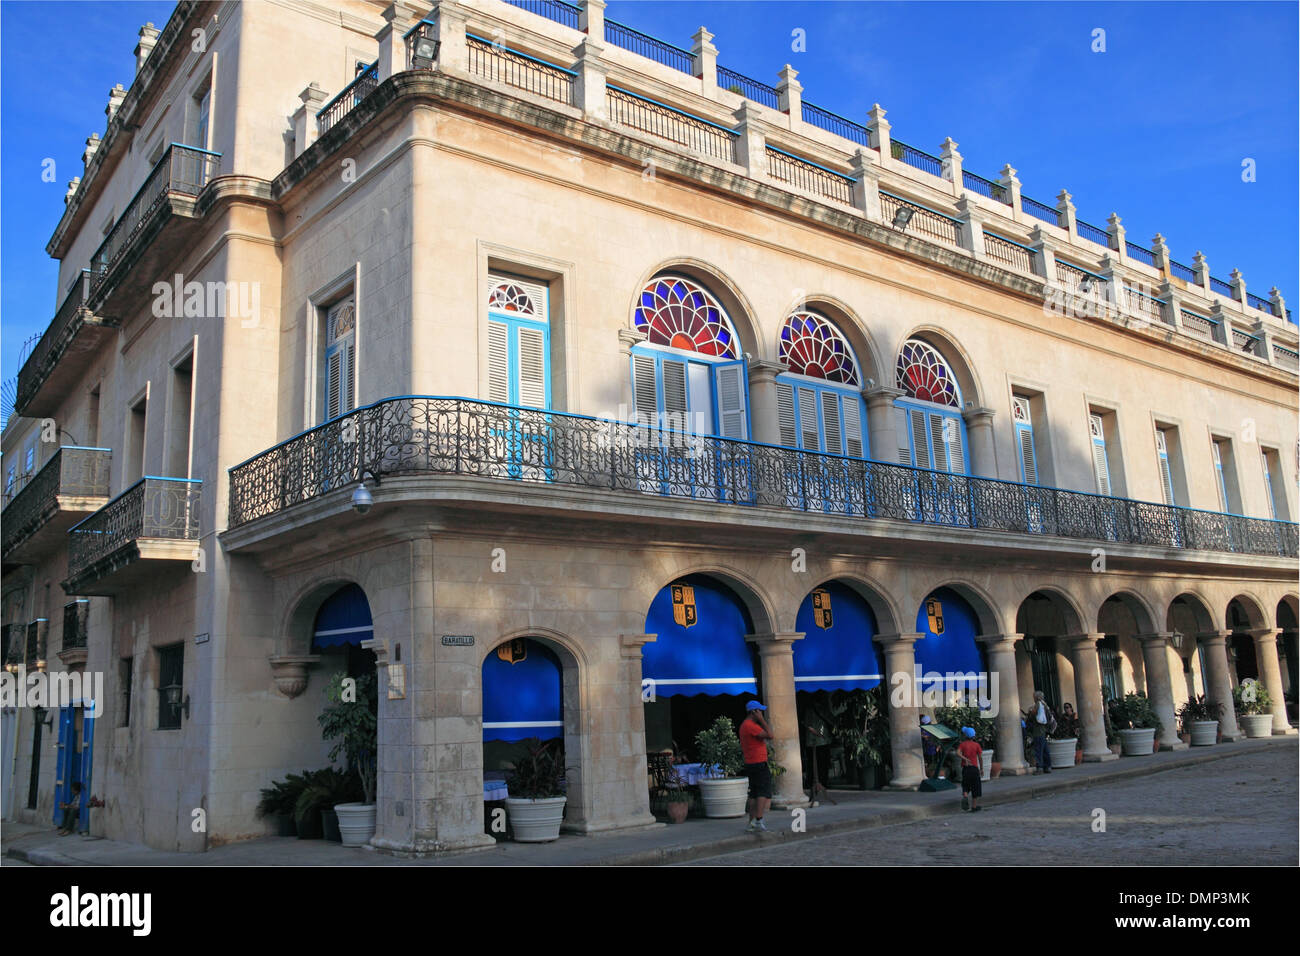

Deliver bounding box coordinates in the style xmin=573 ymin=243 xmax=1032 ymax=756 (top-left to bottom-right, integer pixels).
xmin=2 ymin=0 xmax=1297 ymax=389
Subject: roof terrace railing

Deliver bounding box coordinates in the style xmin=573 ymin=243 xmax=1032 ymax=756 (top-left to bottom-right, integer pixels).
xmin=605 ymin=18 xmax=693 ymax=73
xmin=503 ymin=0 xmax=581 ymax=30
xmin=317 ymin=61 xmax=379 ymax=134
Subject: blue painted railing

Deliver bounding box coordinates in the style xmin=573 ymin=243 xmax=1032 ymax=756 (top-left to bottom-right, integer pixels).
xmin=1021 ymin=195 xmax=1059 ymax=226
xmin=801 ymin=101 xmax=869 ymax=146
xmin=503 ymin=0 xmax=581 ymax=30
xmin=605 ymin=18 xmax=693 ymax=73
xmin=717 ymin=66 xmax=779 ymax=109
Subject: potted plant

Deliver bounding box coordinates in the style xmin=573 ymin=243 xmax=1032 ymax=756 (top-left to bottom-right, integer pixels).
xmin=664 ymin=768 xmax=691 ymax=824
xmin=827 ymin=687 xmax=892 ymax=790
xmin=318 ymin=671 xmax=378 ymax=846
xmin=296 ymin=767 xmax=364 ymax=842
xmin=936 ymin=703 xmax=995 ymax=781
xmin=1110 ymin=692 xmax=1162 ymax=756
xmin=1176 ymin=695 xmax=1223 ymax=747
xmin=257 ymin=772 xmax=311 ymax=837
xmin=1047 ymin=710 xmax=1080 ymax=769
xmin=1233 ymin=679 xmax=1273 ymax=737
xmin=504 ymin=737 xmax=568 ymax=841
xmin=694 ymin=717 xmax=749 ymax=817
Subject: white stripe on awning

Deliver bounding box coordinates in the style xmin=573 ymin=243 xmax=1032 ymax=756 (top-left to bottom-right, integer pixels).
xmin=794 ymin=675 xmax=884 ymax=682
xmin=650 ymin=677 xmax=756 ymax=685
xmin=482 ymin=721 xmax=564 ymax=729
xmin=313 ymin=625 xmax=374 ymax=637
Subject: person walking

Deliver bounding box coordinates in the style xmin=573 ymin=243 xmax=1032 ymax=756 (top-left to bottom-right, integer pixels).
xmin=740 ymin=700 xmax=774 ymax=832
xmin=1028 ymin=690 xmax=1056 ymax=773
xmin=957 ymin=727 xmax=983 ymax=812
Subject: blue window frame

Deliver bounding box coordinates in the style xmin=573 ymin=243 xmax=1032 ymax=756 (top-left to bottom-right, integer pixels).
xmin=776 ymin=376 xmax=868 ymax=514
xmin=487 ymin=275 xmax=551 ymax=479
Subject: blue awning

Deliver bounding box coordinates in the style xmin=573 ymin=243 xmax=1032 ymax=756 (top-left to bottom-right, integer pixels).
xmin=312 ymin=584 xmax=373 ymax=649
xmin=913 ymin=587 xmax=986 ymax=695
xmin=642 ymin=577 xmax=757 ymax=697
xmin=793 ymin=582 xmax=884 ymax=692
xmin=483 ymin=639 xmax=563 ymax=742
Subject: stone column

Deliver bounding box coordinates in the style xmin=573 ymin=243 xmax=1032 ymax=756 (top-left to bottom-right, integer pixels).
xmin=955 ymin=196 xmax=987 ymax=260
xmin=865 ymin=385 xmax=905 ymax=464
xmin=867 ymin=103 xmax=892 ymax=162
xmin=435 ymin=0 xmax=470 ymax=77
xmin=1064 ymin=633 xmax=1118 ymax=761
xmin=976 ymin=633 xmax=1029 ymax=775
xmin=1248 ymin=627 xmax=1293 ymax=734
xmin=940 ymin=137 xmax=962 ymax=198
xmin=610 ymin=634 xmax=661 ymax=826
xmin=850 ymin=148 xmax=883 ymax=221
xmin=1056 ymin=189 xmax=1077 ymax=236
xmin=293 ymin=84 xmax=328 ymax=158
xmin=747 ymin=360 xmax=783 ymax=445
xmin=877 ymin=632 xmax=925 ymax=789
xmin=573 ymin=37 xmax=610 ymax=117
xmin=1029 ymin=225 xmax=1058 ymax=284
xmin=1196 ymin=631 xmax=1241 ymax=740
xmin=692 ymin=26 xmax=717 ymax=91
xmin=733 ymin=101 xmax=769 ymax=178
xmin=776 ymin=64 xmax=802 ymax=123
xmin=578 ymin=0 xmax=607 ymax=41
xmin=1107 ymin=212 xmax=1127 ymax=262
xmin=999 ymin=164 xmax=1022 ymax=221
xmin=1137 ymin=633 xmax=1186 ymax=750
xmin=962 ymin=406 xmax=997 ymax=477
xmin=1268 ymin=288 xmax=1287 ymax=321
xmin=1229 ymin=268 xmax=1247 ymax=307
xmin=135 ymin=21 xmax=160 ymax=74
xmin=1192 ymin=251 xmax=1213 ymax=296
xmin=375 ymin=2 xmax=424 ymax=81
xmin=745 ymin=632 xmax=807 ymax=808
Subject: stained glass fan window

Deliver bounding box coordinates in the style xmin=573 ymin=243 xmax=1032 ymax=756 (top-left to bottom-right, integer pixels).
xmin=634 ymin=276 xmax=738 ymax=358
xmin=896 ymin=339 xmax=960 ymax=407
xmin=779 ymin=311 xmax=859 ymax=385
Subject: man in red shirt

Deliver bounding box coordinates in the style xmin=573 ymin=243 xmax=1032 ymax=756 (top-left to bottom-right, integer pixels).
xmin=740 ymin=700 xmax=774 ymax=832
xmin=957 ymin=726 xmax=983 ymax=812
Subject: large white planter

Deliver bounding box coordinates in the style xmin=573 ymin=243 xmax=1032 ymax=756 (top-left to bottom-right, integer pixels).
xmin=979 ymin=750 xmax=993 ymax=782
xmin=505 ymin=796 xmax=567 ymax=842
xmin=697 ymin=777 xmax=751 ymax=818
xmin=1048 ymin=737 xmax=1078 ymax=769
xmin=1240 ymin=714 xmax=1273 ymax=738
xmin=1188 ymin=720 xmax=1218 ymax=746
xmin=334 ymin=803 xmax=377 ymax=847
xmin=1118 ymin=727 xmax=1156 ymax=756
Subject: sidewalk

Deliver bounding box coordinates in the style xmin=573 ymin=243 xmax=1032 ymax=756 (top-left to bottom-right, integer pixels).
xmin=3 ymin=735 xmax=1292 ymax=867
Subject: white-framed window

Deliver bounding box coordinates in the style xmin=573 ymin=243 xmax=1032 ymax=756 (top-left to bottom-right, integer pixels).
xmin=775 ymin=311 xmax=866 ymax=459
xmin=894 ymin=339 xmax=967 ymax=474
xmin=1261 ymin=447 xmax=1288 ymax=520
xmin=1155 ymin=427 xmax=1177 ymax=506
xmin=1089 ymin=412 xmax=1112 ymax=496
xmin=486 ymin=274 xmax=550 ymax=410
xmin=1210 ymin=437 xmax=1241 ymax=514
xmin=1012 ymin=395 xmax=1038 ymax=485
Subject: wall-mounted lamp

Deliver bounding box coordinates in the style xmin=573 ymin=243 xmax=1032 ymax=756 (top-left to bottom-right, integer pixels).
xmin=1079 ymin=277 xmax=1093 ymax=294
xmin=163 ymin=684 xmax=190 ymax=721
xmin=1022 ymin=636 xmax=1037 ymax=653
xmin=352 ymin=469 xmax=382 ymax=515
xmin=891 ymin=207 xmax=915 ymax=232
xmin=411 ymin=36 xmax=441 ymax=70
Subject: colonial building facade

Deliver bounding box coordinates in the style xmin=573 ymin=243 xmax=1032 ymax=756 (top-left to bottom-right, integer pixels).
xmin=2 ymin=0 xmax=1296 ymax=853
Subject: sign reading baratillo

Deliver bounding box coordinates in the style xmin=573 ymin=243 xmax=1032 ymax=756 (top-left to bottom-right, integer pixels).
xmin=441 ymin=635 xmax=474 ymax=646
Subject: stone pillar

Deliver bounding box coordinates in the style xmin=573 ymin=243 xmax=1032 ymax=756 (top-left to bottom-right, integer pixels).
xmin=1196 ymin=631 xmax=1241 ymax=740
xmin=747 ymin=360 xmax=783 ymax=445
xmin=733 ymin=101 xmax=769 ymax=178
xmin=1029 ymin=225 xmax=1058 ymax=284
xmin=1208 ymin=302 xmax=1233 ymax=347
xmin=976 ymin=633 xmax=1029 ymax=775
xmin=998 ymin=164 xmax=1021 ymax=219
xmin=293 ymin=83 xmax=328 ymax=158
xmin=573 ymin=37 xmax=610 ymax=117
xmin=105 ymin=83 xmax=127 ymax=123
xmin=1160 ymin=281 xmax=1185 ymax=331
xmin=1056 ymin=189 xmax=1077 ymax=236
xmin=745 ymin=632 xmax=807 ymax=808
xmin=135 ymin=22 xmax=160 ymax=74
xmin=64 ymin=177 xmax=81 ymax=205
xmin=611 ymin=634 xmax=661 ymax=825
xmin=877 ymin=633 xmax=925 ymax=789
xmin=1269 ymin=287 xmax=1287 ymax=321
xmin=82 ymin=134 xmax=102 ymax=175
xmin=376 ymin=1 xmax=424 ymax=81
xmin=1230 ymin=268 xmax=1247 ymax=306
xmin=1192 ymin=250 xmax=1213 ymax=296
xmin=435 ymin=0 xmax=470 ymax=77
xmin=850 ymin=147 xmax=883 ymax=221
xmin=940 ymin=137 xmax=963 ymax=198
xmin=692 ymin=26 xmax=717 ymax=91
xmin=1064 ymin=634 xmax=1118 ymax=761
xmin=1150 ymin=233 xmax=1171 ymax=277
xmin=578 ymin=0 xmax=606 ymax=41
xmin=1106 ymin=212 xmax=1127 ymax=261
xmin=867 ymin=103 xmax=892 ymax=161
xmin=955 ymin=196 xmax=987 ymax=260
xmin=1137 ymin=633 xmax=1186 ymax=750
xmin=962 ymin=406 xmax=997 ymax=477
xmin=1248 ymin=628 xmax=1293 ymax=734
xmin=776 ymin=64 xmax=801 ymax=121
xmin=864 ymin=385 xmax=905 ymax=464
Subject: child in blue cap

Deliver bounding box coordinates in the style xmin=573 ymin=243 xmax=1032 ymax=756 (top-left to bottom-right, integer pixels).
xmin=957 ymin=726 xmax=982 ymax=812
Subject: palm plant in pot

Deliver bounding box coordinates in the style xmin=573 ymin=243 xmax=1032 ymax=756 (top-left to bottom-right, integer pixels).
xmin=505 ymin=737 xmax=568 ymax=841
xmin=1233 ymin=679 xmax=1274 ymax=738
xmin=1176 ymin=695 xmax=1223 ymax=747
xmin=318 ymin=672 xmax=378 ymax=846
xmin=694 ymin=717 xmax=749 ymax=817
xmin=1110 ymin=692 xmax=1162 ymax=756
xmin=827 ymin=687 xmax=892 ymax=790
xmin=257 ymin=772 xmax=310 ymax=837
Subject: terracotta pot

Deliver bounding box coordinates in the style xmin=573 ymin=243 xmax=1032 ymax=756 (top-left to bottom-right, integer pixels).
xmin=1075 ymin=748 xmax=1083 ymax=765
xmin=667 ymin=800 xmax=689 ymax=824
xmin=990 ymin=762 xmax=1002 ymax=779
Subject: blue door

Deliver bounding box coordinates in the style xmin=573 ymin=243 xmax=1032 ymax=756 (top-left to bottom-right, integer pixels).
xmin=487 ymin=278 xmax=551 ymax=480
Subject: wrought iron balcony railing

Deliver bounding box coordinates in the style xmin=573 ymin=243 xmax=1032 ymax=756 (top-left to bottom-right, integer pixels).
xmin=89 ymin=144 xmax=220 ymax=293
xmin=67 ymin=477 xmax=201 ymax=582
xmin=1 ymin=447 xmax=112 ymax=558
xmin=226 ymin=397 xmax=1299 ymax=560
xmin=62 ymin=600 xmax=89 ymax=651
xmin=14 ymin=272 xmax=107 ymax=415
xmin=318 ymin=62 xmax=380 ymax=135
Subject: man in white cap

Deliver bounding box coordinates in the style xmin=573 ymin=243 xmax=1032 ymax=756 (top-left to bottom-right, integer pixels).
xmin=740 ymin=700 xmax=774 ymax=832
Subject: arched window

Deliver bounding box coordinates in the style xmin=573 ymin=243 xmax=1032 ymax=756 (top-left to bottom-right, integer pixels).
xmin=894 ymin=338 xmax=967 ymax=475
xmin=486 ymin=275 xmax=549 ymax=409
xmin=775 ymin=311 xmax=866 ymax=460
xmin=323 ymin=296 xmax=356 ymax=421
xmin=629 ymin=275 xmax=748 ymax=441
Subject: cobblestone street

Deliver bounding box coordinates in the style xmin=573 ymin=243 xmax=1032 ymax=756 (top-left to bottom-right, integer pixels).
xmin=688 ymin=746 xmax=1299 ymax=866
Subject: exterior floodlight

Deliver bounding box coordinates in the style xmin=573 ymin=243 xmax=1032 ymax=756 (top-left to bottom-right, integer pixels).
xmin=892 ymin=206 xmax=914 ymax=231
xmin=412 ymin=37 xmax=440 ymax=70
xmin=352 ymin=469 xmax=382 ymax=515
xmin=1079 ymin=277 xmax=1092 ymax=294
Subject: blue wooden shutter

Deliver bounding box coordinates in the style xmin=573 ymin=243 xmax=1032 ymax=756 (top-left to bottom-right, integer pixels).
xmin=1262 ymin=451 xmax=1277 ymax=519
xmin=1013 ymin=397 xmax=1037 ymax=485
xmin=1156 ymin=429 xmax=1176 ymax=505
xmin=712 ymin=359 xmax=749 ymax=440
xmin=1211 ymin=441 xmax=1228 ymax=512
xmin=78 ymin=710 xmax=95 ymax=832
xmin=1090 ymin=413 xmax=1111 ymax=496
